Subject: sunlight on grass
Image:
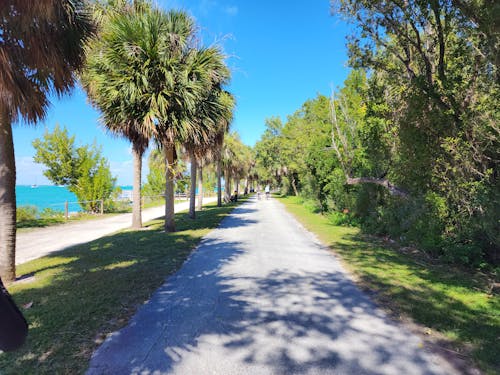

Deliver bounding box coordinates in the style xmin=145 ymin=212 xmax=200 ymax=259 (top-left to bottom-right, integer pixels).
xmin=279 ymin=195 xmax=500 ymax=374
xmin=0 ymin=201 xmax=241 ymax=375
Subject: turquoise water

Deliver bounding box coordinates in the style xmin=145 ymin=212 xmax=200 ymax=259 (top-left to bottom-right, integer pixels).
xmin=16 ymin=185 xmax=132 ymax=212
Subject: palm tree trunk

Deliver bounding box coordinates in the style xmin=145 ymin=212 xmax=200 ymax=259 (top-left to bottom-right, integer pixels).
xmin=217 ymin=158 xmax=222 ymax=207
xmin=224 ymin=169 xmax=232 ymax=202
xmin=164 ymin=145 xmax=176 ymax=232
xmin=197 ymin=166 xmax=203 ymax=211
xmin=0 ymin=110 xmax=16 ymax=283
xmin=235 ymin=178 xmax=240 ymax=195
xmin=189 ymin=150 xmax=197 ymax=219
xmin=131 ymin=144 xmax=142 ymax=229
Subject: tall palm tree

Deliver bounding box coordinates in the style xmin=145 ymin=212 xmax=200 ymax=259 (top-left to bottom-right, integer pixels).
xmin=0 ymin=1 xmax=93 ymax=282
xmin=81 ymin=2 xmax=154 ymax=229
xmin=155 ymin=44 xmax=231 ymax=230
xmin=186 ymin=90 xmax=234 ymax=218
xmin=221 ymin=132 xmax=252 ymax=202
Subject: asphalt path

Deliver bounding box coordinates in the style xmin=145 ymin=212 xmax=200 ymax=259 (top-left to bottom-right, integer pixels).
xmin=87 ymin=196 xmax=457 ymax=375
xmin=16 ymin=197 xmax=216 ymax=265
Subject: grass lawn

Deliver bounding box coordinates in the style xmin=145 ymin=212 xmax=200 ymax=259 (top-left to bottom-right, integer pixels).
xmin=16 ymin=199 xmax=184 ymax=230
xmin=278 ymin=195 xmax=499 ymax=374
xmin=1 ymin=201 xmax=241 ymax=374
xmin=16 ymin=212 xmax=113 ymax=230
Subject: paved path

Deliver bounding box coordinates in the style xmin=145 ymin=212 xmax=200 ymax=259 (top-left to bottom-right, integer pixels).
xmin=16 ymin=197 xmax=216 ymax=265
xmin=87 ymin=196 xmax=457 ymax=375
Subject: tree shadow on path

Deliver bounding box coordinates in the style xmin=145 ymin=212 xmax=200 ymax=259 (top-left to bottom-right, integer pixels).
xmin=88 ymin=234 xmax=450 ymax=374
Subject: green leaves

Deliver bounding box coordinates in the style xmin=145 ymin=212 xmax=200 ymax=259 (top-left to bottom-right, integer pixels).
xmin=32 ymin=125 xmax=116 ymax=213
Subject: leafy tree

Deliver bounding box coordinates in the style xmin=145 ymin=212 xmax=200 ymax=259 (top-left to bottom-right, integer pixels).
xmin=143 ymin=150 xmax=166 ymax=196
xmin=332 ymin=0 xmax=499 ymax=262
xmin=81 ymin=0 xmax=154 ymax=229
xmin=33 ymin=125 xmax=116 ymax=213
xmin=143 ymin=149 xmax=188 ymax=196
xmin=0 ymin=0 xmax=93 ymax=282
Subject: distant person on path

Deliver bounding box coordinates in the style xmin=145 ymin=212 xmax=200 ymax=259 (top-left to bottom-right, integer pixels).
xmin=265 ymin=184 xmax=270 ymax=199
xmin=230 ymin=190 xmax=238 ymax=202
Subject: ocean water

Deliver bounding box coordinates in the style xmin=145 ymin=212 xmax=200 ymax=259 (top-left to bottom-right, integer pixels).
xmin=16 ymin=185 xmax=132 ymax=212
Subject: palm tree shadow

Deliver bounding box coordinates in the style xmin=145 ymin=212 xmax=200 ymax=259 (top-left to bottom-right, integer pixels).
xmin=88 ymin=234 xmax=450 ymax=375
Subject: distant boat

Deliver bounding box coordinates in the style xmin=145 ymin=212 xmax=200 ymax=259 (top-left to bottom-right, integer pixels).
xmin=30 ymin=184 xmax=38 ymax=188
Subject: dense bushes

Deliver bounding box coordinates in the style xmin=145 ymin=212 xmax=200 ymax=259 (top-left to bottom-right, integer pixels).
xmin=254 ymin=0 xmax=498 ymax=267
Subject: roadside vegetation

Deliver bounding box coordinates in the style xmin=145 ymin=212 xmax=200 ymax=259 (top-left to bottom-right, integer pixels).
xmin=279 ymin=195 xmax=499 ymax=374
xmin=254 ymin=1 xmax=498 ymax=268
xmin=1 ymin=0 xmax=240 ymax=281
xmin=15 ymin=196 xmax=183 ymax=230
xmin=1 ymin=201 xmax=242 ymax=374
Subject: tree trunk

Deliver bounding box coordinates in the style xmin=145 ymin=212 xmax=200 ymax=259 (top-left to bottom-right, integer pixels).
xmin=291 ymin=176 xmax=299 ymax=196
xmin=235 ymin=178 xmax=240 ymax=195
xmin=0 ymin=110 xmax=16 ymax=283
xmin=164 ymin=145 xmax=176 ymax=232
xmin=217 ymin=159 xmax=222 ymax=207
xmin=197 ymin=165 xmax=203 ymax=211
xmin=346 ymin=177 xmax=409 ymax=198
xmin=189 ymin=150 xmax=197 ymax=219
xmin=224 ymin=169 xmax=232 ymax=202
xmin=131 ymin=144 xmax=142 ymax=229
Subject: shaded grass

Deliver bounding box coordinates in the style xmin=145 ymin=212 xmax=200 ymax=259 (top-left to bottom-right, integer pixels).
xmin=1 ymin=201 xmax=241 ymax=374
xmin=279 ymin=195 xmax=499 ymax=374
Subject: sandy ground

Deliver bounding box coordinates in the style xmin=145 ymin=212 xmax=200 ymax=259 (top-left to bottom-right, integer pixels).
xmin=87 ymin=196 xmax=458 ymax=375
xmin=16 ymin=197 xmax=216 ymax=265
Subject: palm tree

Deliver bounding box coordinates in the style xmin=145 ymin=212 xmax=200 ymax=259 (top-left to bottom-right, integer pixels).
xmin=221 ymin=132 xmax=252 ymax=202
xmin=155 ymin=44 xmax=231 ymax=230
xmin=187 ymin=90 xmax=234 ymax=218
xmin=81 ymin=2 xmax=154 ymax=229
xmin=221 ymin=132 xmax=240 ymax=202
xmin=0 ymin=1 xmax=93 ymax=282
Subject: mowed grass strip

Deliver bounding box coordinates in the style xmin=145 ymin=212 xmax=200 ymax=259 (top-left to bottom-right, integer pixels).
xmin=1 ymin=201 xmax=241 ymax=374
xmin=16 ymin=199 xmax=172 ymax=230
xmin=278 ymin=195 xmax=499 ymax=374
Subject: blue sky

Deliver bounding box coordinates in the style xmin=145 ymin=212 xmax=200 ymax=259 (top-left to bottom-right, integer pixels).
xmin=13 ymin=0 xmax=352 ymax=185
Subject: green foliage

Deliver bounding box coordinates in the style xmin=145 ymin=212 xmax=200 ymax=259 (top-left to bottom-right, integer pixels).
xmin=16 ymin=206 xmax=38 ymax=222
xmin=143 ymin=150 xmax=166 ymax=196
xmin=143 ymin=149 xmax=189 ymax=196
xmin=254 ymin=0 xmax=499 ymax=267
xmin=16 ymin=206 xmax=66 ymax=229
xmin=40 ymin=208 xmax=64 ymax=219
xmin=2 ymin=201 xmax=241 ymax=374
xmin=33 ymin=125 xmax=116 ymax=213
xmin=280 ymin=195 xmax=500 ymax=374
xmin=32 ymin=126 xmax=79 ymax=186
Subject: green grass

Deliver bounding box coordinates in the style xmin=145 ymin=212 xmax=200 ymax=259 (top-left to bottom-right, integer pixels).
xmin=15 ymin=200 xmax=183 ymax=230
xmin=16 ymin=212 xmax=113 ymax=230
xmin=279 ymin=195 xmax=500 ymax=374
xmin=1 ymin=201 xmax=241 ymax=374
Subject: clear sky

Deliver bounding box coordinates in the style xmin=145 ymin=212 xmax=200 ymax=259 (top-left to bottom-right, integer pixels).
xmin=13 ymin=0 xmax=352 ymax=185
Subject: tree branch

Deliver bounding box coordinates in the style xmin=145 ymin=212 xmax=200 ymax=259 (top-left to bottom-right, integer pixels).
xmin=346 ymin=176 xmax=409 ymax=197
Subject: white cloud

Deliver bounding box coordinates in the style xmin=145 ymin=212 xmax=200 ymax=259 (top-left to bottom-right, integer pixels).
xmin=224 ymin=5 xmax=238 ymax=16
xmin=16 ymin=156 xmax=50 ymax=185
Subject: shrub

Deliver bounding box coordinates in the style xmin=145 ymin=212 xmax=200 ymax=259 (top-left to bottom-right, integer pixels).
xmin=327 ymin=210 xmax=359 ymax=227
xmin=17 ymin=206 xmax=39 ymax=222
xmin=40 ymin=208 xmax=64 ymax=219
